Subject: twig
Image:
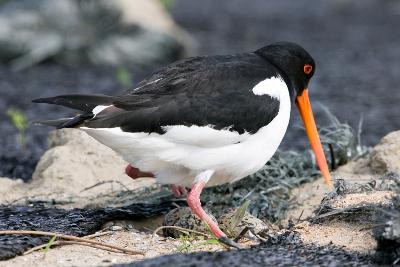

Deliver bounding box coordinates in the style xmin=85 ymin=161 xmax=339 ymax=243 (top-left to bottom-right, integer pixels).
xmin=153 ymin=226 xmax=212 ymax=238
xmin=83 ymin=231 xmax=114 ymax=239
xmin=171 ymin=202 xmax=181 ymax=208
xmin=0 ymin=230 xmax=144 ymax=255
xmin=80 ymin=180 xmax=131 ymax=193
xmin=312 ymin=205 xmax=375 ymax=221
xmin=24 ymin=240 xmax=135 ymax=255
xmin=233 ymin=226 xmax=250 ymax=242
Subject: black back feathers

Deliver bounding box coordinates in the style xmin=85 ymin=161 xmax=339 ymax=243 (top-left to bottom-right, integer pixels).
xmin=33 ymin=52 xmax=286 ymax=134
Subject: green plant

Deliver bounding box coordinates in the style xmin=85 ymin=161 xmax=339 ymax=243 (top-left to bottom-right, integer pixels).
xmin=226 ymin=200 xmax=250 ymax=236
xmin=176 ymin=233 xmax=222 ymax=253
xmin=176 ymin=234 xmax=195 ymax=253
xmin=159 ymin=0 xmax=176 ymax=10
xmin=41 ymin=235 xmax=57 ymax=253
xmin=6 ymin=107 xmax=28 ymax=147
xmin=115 ymin=66 xmax=133 ymax=88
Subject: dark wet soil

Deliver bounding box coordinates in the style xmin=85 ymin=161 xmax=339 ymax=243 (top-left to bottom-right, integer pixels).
xmin=1 ymin=0 xmax=400 ymax=180
xmin=0 ymin=199 xmax=183 ymax=260
xmin=116 ymin=232 xmax=373 ymax=267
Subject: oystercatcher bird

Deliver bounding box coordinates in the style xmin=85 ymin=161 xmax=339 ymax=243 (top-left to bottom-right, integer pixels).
xmin=33 ymin=42 xmax=331 ymax=248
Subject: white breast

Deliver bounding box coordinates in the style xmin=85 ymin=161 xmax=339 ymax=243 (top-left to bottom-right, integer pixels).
xmin=81 ymin=76 xmax=291 ymax=187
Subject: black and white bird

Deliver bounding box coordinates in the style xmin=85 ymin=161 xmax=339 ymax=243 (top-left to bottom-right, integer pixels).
xmin=33 ymin=41 xmax=331 ymax=248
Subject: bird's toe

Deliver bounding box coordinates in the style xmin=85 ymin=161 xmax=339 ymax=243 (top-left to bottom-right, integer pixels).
xmin=218 ymin=236 xmax=243 ymax=249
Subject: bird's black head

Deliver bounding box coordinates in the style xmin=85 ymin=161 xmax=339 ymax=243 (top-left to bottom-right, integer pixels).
xmin=255 ymin=42 xmax=315 ymax=100
xmin=256 ymin=42 xmax=332 ymax=186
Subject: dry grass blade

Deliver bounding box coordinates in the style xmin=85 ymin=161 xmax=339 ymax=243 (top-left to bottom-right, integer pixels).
xmin=0 ymin=230 xmax=144 ymax=255
xmin=24 ymin=240 xmax=131 ymax=255
xmin=83 ymin=231 xmax=114 ymax=239
xmin=80 ymin=180 xmax=132 ymax=193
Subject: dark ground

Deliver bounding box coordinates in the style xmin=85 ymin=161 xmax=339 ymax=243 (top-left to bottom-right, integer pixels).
xmin=117 ymin=234 xmax=373 ymax=267
xmin=117 ymin=240 xmax=373 ymax=267
xmin=0 ymin=199 xmax=184 ymax=260
xmin=0 ymin=203 xmax=375 ymax=266
xmin=1 ymin=0 xmax=400 ymax=179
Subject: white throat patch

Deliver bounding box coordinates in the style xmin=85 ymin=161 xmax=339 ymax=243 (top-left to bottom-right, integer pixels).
xmin=252 ymin=76 xmax=287 ymax=100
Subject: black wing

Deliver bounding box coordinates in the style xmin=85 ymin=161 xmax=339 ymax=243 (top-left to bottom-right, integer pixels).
xmin=34 ymin=53 xmax=282 ymax=134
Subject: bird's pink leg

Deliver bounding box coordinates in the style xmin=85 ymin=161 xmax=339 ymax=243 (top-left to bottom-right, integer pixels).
xmin=187 ymin=178 xmax=241 ymax=248
xmin=187 ymin=181 xmax=226 ymax=238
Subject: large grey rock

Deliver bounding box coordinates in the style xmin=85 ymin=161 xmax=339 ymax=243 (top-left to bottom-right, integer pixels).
xmin=0 ymin=128 xmax=154 ymax=205
xmin=0 ymin=0 xmax=194 ymax=70
xmin=32 ymin=129 xmax=130 ymax=193
xmin=334 ymin=130 xmax=400 ymax=177
xmin=369 ymin=130 xmax=400 ymax=174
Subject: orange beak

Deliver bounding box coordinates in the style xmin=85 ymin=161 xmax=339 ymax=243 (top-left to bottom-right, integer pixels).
xmin=296 ymin=89 xmax=332 ymax=185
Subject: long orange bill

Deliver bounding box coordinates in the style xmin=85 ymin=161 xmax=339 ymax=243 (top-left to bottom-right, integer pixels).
xmin=296 ymin=89 xmax=332 ymax=185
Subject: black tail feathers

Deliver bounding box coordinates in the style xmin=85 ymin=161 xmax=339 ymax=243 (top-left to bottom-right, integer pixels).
xmin=32 ymin=94 xmax=117 ymax=128
xmin=33 ymin=114 xmax=94 ymax=128
xmin=32 ymin=94 xmax=116 ymax=113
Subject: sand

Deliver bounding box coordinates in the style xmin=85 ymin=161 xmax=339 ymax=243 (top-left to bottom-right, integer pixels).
xmin=295 ymin=221 xmax=377 ymax=253
xmin=2 ymin=129 xmax=400 ymax=266
xmin=2 ymin=223 xmax=257 ymax=267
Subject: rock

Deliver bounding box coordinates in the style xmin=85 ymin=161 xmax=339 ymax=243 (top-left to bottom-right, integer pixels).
xmin=162 ymin=207 xmax=216 ymax=238
xmin=0 ymin=177 xmax=24 ymax=199
xmin=0 ymin=128 xmax=154 ymax=205
xmin=0 ymin=0 xmax=194 ymax=69
xmin=162 ymin=207 xmax=269 ymax=239
xmin=32 ymin=128 xmax=149 ymax=195
xmin=369 ymin=131 xmax=400 ymax=174
xmin=334 ymin=130 xmax=400 ymax=176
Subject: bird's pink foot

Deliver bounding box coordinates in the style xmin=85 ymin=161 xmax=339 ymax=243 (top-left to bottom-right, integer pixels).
xmin=187 ymin=181 xmax=226 ymax=238
xmin=171 ymin=185 xmax=188 ymax=197
xmin=186 ymin=181 xmax=241 ymax=248
xmin=125 ymin=164 xmax=154 ymax=179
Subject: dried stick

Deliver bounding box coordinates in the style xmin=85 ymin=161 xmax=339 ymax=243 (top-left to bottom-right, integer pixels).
xmin=24 ymin=240 xmax=135 ymax=255
xmin=0 ymin=230 xmax=144 ymax=255
xmin=80 ymin=180 xmax=131 ymax=193
xmin=83 ymin=231 xmax=114 ymax=239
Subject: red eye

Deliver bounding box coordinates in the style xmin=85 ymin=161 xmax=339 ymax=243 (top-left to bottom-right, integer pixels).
xmin=304 ymin=64 xmax=313 ymax=75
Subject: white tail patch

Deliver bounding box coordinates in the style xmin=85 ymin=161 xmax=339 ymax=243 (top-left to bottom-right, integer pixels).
xmin=252 ymin=76 xmax=286 ymax=100
xmin=92 ymin=105 xmax=112 ymax=115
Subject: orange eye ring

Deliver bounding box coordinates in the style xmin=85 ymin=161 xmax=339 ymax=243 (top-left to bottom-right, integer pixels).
xmin=304 ymin=64 xmax=313 ymax=75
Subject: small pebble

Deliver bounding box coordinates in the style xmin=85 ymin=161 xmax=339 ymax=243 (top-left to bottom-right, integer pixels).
xmin=111 ymin=225 xmax=123 ymax=231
